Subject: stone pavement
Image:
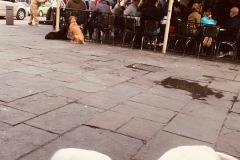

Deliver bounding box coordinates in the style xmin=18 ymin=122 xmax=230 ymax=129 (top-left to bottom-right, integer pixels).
xmin=0 ymin=18 xmax=240 ymax=160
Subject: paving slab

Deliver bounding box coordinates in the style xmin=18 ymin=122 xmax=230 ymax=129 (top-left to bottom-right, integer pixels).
xmin=109 ymin=67 xmax=149 ymax=78
xmin=208 ymin=79 xmax=240 ymax=93
xmin=46 ymin=86 xmax=89 ymax=100
xmin=224 ymin=112 xmax=240 ymax=131
xmin=232 ymin=101 xmax=240 ymax=114
xmin=193 ymin=90 xmax=237 ymax=109
xmin=39 ymin=71 xmax=80 ymax=82
xmin=6 ymin=93 xmax=75 ymax=115
xmin=134 ymin=131 xmax=212 ymax=160
xmin=216 ymin=127 xmax=240 ymax=158
xmin=66 ymin=79 xmax=107 ymax=93
xmin=86 ymin=110 xmax=132 ymax=131
xmin=0 ymin=124 xmax=57 ymax=160
xmin=78 ymin=91 xmax=129 ymax=110
xmin=235 ymin=73 xmax=240 ymax=82
xmin=25 ymin=103 xmax=103 ymax=134
xmin=20 ymin=126 xmax=143 ymax=160
xmin=0 ymin=121 xmax=11 ymax=131
xmin=111 ymin=101 xmax=175 ymax=123
xmin=104 ymin=82 xmax=150 ymax=97
xmin=45 ymin=62 xmax=86 ymax=74
xmin=130 ymin=92 xmax=188 ymax=112
xmin=163 ymin=113 xmax=223 ymax=143
xmin=0 ymin=68 xmax=12 ymax=75
xmin=12 ymin=66 xmax=52 ymax=75
xmin=117 ymin=117 xmax=164 ymax=141
xmin=0 ymin=105 xmax=35 ymax=125
xmin=147 ymin=85 xmax=192 ymax=102
xmin=78 ymin=72 xmax=131 ymax=87
xmin=179 ymin=101 xmax=229 ymax=122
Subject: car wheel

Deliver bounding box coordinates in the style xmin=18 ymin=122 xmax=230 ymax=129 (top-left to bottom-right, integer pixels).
xmin=16 ymin=9 xmax=25 ymax=20
xmin=39 ymin=11 xmax=43 ymax=17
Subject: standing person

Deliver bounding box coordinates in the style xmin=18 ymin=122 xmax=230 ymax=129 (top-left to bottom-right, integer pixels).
xmin=28 ymin=0 xmax=46 ymax=26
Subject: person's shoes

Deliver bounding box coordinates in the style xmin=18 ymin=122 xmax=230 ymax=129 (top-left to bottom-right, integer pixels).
xmin=217 ymin=52 xmax=226 ymax=58
xmin=227 ymin=51 xmax=234 ymax=56
xmin=203 ymin=37 xmax=209 ymax=46
xmin=206 ymin=37 xmax=212 ymax=47
xmin=28 ymin=22 xmax=32 ymax=26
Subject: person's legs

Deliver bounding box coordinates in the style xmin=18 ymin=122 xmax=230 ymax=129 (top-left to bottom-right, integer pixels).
xmin=31 ymin=4 xmax=40 ymax=26
xmin=52 ymin=7 xmax=57 ymax=29
xmin=28 ymin=6 xmax=34 ymax=25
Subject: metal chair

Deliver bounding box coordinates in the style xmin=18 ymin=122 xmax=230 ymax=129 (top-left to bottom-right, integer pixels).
xmin=173 ymin=21 xmax=195 ymax=56
xmin=64 ymin=9 xmax=90 ymax=26
xmin=198 ymin=25 xmax=220 ymax=58
xmin=141 ymin=20 xmax=159 ymax=51
xmin=122 ymin=16 xmax=137 ymax=48
xmin=101 ymin=14 xmax=117 ymax=44
xmin=216 ymin=28 xmax=240 ymax=60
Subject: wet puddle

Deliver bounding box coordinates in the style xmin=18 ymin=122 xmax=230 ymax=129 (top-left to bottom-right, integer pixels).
xmin=126 ymin=63 xmax=163 ymax=72
xmin=155 ymin=77 xmax=224 ymax=100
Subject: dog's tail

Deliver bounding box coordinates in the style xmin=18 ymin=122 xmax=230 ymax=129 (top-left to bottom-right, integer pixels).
xmin=216 ymin=152 xmax=238 ymax=160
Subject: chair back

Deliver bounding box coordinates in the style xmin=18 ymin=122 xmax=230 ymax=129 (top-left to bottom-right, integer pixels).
xmin=202 ymin=25 xmax=220 ymax=40
xmin=124 ymin=16 xmax=136 ymax=33
xmin=103 ymin=14 xmax=116 ymax=28
xmin=143 ymin=20 xmax=159 ymax=36
xmin=178 ymin=21 xmax=194 ymax=37
xmin=235 ymin=28 xmax=240 ymax=43
xmin=65 ymin=9 xmax=90 ymax=25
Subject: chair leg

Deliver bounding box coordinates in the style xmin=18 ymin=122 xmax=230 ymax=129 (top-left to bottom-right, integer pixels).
xmin=131 ymin=35 xmax=136 ymax=49
xmin=198 ymin=42 xmax=202 ymax=58
xmin=216 ymin=42 xmax=221 ymax=57
xmin=183 ymin=39 xmax=191 ymax=56
xmin=173 ymin=39 xmax=180 ymax=53
xmin=154 ymin=36 xmax=157 ymax=51
xmin=141 ymin=36 xmax=144 ymax=50
xmin=122 ymin=33 xmax=126 ymax=47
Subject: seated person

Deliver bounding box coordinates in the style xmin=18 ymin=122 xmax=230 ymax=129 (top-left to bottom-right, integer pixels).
xmin=112 ymin=3 xmax=125 ymax=15
xmin=83 ymin=0 xmax=112 ymax=39
xmin=171 ymin=3 xmax=187 ymax=26
xmin=218 ymin=7 xmax=240 ymax=57
xmin=201 ymin=9 xmax=216 ymax=26
xmin=140 ymin=0 xmax=164 ymax=42
xmin=188 ymin=3 xmax=201 ymax=34
xmin=66 ymin=0 xmax=87 ymax=9
xmin=123 ymin=0 xmax=141 ymax=17
xmin=201 ymin=9 xmax=217 ymax=47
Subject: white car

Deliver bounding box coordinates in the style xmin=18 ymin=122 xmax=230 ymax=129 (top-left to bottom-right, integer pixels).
xmin=0 ymin=0 xmax=28 ymax=20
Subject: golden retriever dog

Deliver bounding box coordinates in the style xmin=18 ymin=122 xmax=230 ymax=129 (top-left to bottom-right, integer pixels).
xmin=158 ymin=146 xmax=238 ymax=160
xmin=50 ymin=148 xmax=111 ymax=160
xmin=69 ymin=16 xmax=85 ymax=44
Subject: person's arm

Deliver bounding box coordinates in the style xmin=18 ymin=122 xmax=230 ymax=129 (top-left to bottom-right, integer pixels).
xmin=124 ymin=5 xmax=132 ymax=15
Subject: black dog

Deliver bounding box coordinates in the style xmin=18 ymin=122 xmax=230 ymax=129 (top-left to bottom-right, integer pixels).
xmin=45 ymin=25 xmax=69 ymax=40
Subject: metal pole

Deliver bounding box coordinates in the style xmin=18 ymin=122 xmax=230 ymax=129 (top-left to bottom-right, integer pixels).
xmin=56 ymin=0 xmax=60 ymax=31
xmin=162 ymin=0 xmax=173 ymax=55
